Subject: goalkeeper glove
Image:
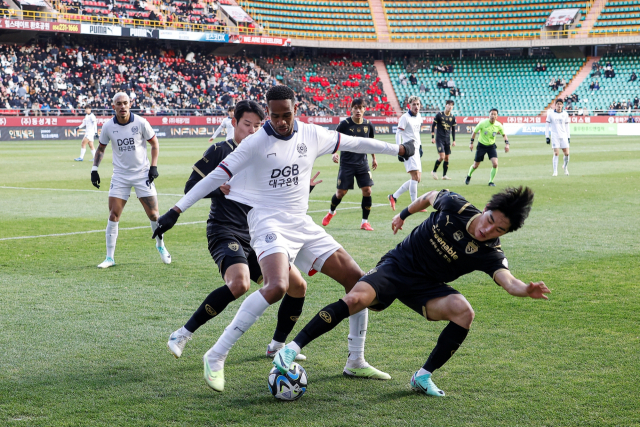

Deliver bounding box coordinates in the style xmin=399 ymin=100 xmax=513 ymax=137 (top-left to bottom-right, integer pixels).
xmin=91 ymin=170 xmax=100 ymax=189
xmin=399 ymin=141 xmax=415 ymax=160
xmin=148 ymin=166 xmax=159 ymax=184
xmin=153 ymin=208 xmax=180 ymax=239
xmin=419 ymin=145 xmax=423 ymax=158
xmin=568 ymin=138 xmax=570 ymax=144
xmin=546 ymin=137 xmax=550 ymax=144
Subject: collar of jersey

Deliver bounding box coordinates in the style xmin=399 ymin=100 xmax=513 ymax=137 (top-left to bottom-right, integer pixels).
xmin=264 ymin=120 xmax=298 ymax=141
xmin=407 ymin=110 xmax=417 ymax=117
xmin=113 ymin=113 xmax=134 ymax=126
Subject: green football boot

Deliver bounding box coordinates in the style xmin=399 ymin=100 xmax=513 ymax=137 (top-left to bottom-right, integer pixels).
xmin=203 ymin=350 xmax=225 ymax=392
xmin=410 ymin=371 xmax=445 ymax=397
xmin=343 ymin=360 xmax=391 ymax=380
xmin=273 ymin=347 xmax=298 ymax=375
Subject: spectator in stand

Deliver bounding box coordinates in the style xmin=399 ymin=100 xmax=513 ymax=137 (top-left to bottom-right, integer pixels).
xmin=549 ymin=77 xmax=556 ymax=91
xmin=419 ymin=82 xmax=427 ymax=93
xmin=534 ymin=62 xmax=543 ymax=72
xmin=629 ymin=72 xmax=637 ymax=82
xmin=409 ymin=73 xmax=417 ymax=85
xmin=604 ymin=62 xmax=615 ymax=78
xmin=633 ymin=96 xmax=640 ymax=109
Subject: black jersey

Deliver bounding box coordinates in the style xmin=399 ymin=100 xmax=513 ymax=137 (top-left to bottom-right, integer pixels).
xmin=336 ymin=117 xmax=375 ymax=167
xmin=184 ymin=139 xmax=252 ymax=234
xmin=384 ymin=190 xmax=509 ymax=284
xmin=431 ymin=112 xmax=456 ymax=142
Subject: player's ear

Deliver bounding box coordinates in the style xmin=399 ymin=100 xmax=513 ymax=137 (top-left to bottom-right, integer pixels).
xmin=293 ymin=101 xmax=298 ymax=116
xmin=231 ymin=117 xmax=238 ymax=128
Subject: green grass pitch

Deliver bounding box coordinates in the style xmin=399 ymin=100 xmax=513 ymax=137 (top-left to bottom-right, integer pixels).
xmin=1 ymin=135 xmax=639 ymax=426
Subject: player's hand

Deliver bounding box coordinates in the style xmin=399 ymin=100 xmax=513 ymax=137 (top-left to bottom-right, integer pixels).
xmin=431 ymin=137 xmax=435 ymax=144
xmin=153 ymin=208 xmax=180 ymax=239
xmin=399 ymin=141 xmax=415 ymax=159
xmin=469 ymin=143 xmax=474 ymax=151
xmin=546 ymin=137 xmax=550 ymax=144
xmin=391 ymin=214 xmax=404 ymax=235
xmin=148 ymin=166 xmax=159 ymax=184
xmin=505 ymin=145 xmax=510 ymax=153
xmin=219 ymin=184 xmax=231 ymax=195
xmin=452 ymin=140 xmax=456 ymax=147
xmin=526 ymin=281 xmax=551 ymax=300
xmin=310 ymin=171 xmax=323 ymax=187
xmin=371 ymin=158 xmax=378 ymax=171
xmin=208 ymin=136 xmax=214 ymax=142
xmin=91 ymin=170 xmax=100 ymax=189
xmin=332 ymin=153 xmax=339 ymax=163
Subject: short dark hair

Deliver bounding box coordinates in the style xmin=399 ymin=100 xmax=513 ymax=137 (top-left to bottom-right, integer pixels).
xmin=266 ymin=85 xmax=296 ymax=104
xmin=490 ymin=108 xmax=499 ymax=114
xmin=351 ymin=98 xmax=366 ymax=108
xmin=234 ymin=100 xmax=265 ymax=122
xmin=486 ymin=186 xmax=534 ymax=232
xmin=228 ymin=105 xmax=235 ymax=112
xmin=446 ymin=100 xmax=455 ymax=106
xmin=555 ymin=99 xmax=564 ymax=104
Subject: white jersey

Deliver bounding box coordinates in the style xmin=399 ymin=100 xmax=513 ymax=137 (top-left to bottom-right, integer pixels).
xmin=396 ymin=110 xmax=422 ymax=149
xmin=99 ymin=114 xmax=156 ymax=174
xmin=545 ymin=109 xmax=570 ymax=141
xmin=212 ymin=117 xmax=234 ymax=140
xmin=176 ymin=120 xmax=400 ymax=217
xmin=79 ymin=113 xmax=97 ymax=135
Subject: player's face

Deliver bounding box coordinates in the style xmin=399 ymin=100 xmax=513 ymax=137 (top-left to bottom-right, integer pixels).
xmin=232 ymin=112 xmax=262 ymax=143
xmin=444 ymin=104 xmax=453 ymax=114
xmin=351 ymin=104 xmax=365 ymax=121
xmin=410 ymin=100 xmax=421 ymax=115
xmin=113 ymin=97 xmax=131 ymax=120
xmin=228 ymin=110 xmax=234 ymax=117
xmin=555 ymin=103 xmax=563 ymax=113
xmin=489 ymin=111 xmax=498 ymax=123
xmin=267 ymin=99 xmax=297 ymax=136
xmin=473 ymin=209 xmax=511 ymax=241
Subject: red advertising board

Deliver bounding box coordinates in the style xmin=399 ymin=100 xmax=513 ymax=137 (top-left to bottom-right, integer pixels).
xmin=0 ymin=19 xmax=80 ymax=33
xmin=229 ymin=34 xmax=291 ymax=46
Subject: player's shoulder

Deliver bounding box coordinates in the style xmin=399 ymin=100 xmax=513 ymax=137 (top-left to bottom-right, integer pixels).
xmin=101 ymin=116 xmax=116 ymax=130
xmin=433 ymin=189 xmax=476 ymax=212
xmin=132 ymin=113 xmax=150 ymax=126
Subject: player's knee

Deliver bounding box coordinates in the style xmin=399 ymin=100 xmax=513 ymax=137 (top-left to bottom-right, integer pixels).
xmin=288 ymin=277 xmax=307 ymax=298
xmin=439 ymin=153 xmax=445 ymax=161
xmin=449 ymin=296 xmax=474 ymax=327
xmin=262 ymin=277 xmax=288 ymax=301
xmin=362 ymin=187 xmax=372 ymax=197
xmin=444 ymin=155 xmax=450 ymax=162
xmin=336 ymin=190 xmax=347 ymax=199
xmin=108 ymin=212 xmax=120 ymax=222
xmin=227 ymin=274 xmax=251 ymax=297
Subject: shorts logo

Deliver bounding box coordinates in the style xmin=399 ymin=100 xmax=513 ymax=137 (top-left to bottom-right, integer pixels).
xmin=453 ymin=230 xmax=464 ymax=241
xmin=465 ymin=241 xmax=479 ymax=255
xmin=205 ymin=304 xmax=217 ymax=317
xmin=337 ymin=179 xmax=341 ymax=186
xmin=265 ymin=233 xmax=277 ymax=243
xmin=290 ymin=316 xmax=299 ymax=322
xmin=131 ymin=126 xmax=139 ymax=134
xmin=438 ymin=146 xmax=443 ymax=152
xmin=228 ymin=242 xmax=239 ymax=251
xmin=366 ymin=267 xmax=378 ymax=275
xmin=319 ymin=311 xmax=332 ymax=323
xmin=297 ymin=143 xmax=307 ymax=155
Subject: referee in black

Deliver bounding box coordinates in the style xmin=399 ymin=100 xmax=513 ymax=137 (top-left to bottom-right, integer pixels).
xmin=322 ymin=98 xmax=377 ymax=231
xmin=431 ymin=100 xmax=456 ymax=180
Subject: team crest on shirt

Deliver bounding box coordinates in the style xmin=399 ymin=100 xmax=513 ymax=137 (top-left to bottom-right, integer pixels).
xmin=453 ymin=230 xmax=464 ymax=241
xmin=228 ymin=242 xmax=239 ymax=251
xmin=131 ymin=126 xmax=139 ymax=134
xmin=363 ymin=126 xmax=368 ymax=133
xmin=265 ymin=233 xmax=277 ymax=243
xmin=297 ymin=143 xmax=307 ymax=155
xmin=465 ymin=241 xmax=479 ymax=254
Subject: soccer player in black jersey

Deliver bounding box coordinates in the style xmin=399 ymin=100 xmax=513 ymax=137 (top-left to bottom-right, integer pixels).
xmin=167 ymin=100 xmax=318 ymax=385
xmin=322 ymin=98 xmax=377 ymax=231
xmin=431 ymin=100 xmax=456 ymax=180
xmin=274 ymin=186 xmax=550 ymax=396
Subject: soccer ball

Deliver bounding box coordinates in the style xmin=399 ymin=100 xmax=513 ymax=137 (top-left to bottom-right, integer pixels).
xmin=267 ymin=362 xmax=308 ymax=401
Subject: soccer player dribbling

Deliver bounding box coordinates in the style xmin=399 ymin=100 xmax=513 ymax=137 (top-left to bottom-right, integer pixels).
xmin=545 ymin=99 xmax=571 ymax=176
xmin=430 ymin=100 xmax=457 ymax=180
xmin=274 ymin=186 xmax=550 ymax=397
xmin=466 ymin=108 xmax=510 ymax=187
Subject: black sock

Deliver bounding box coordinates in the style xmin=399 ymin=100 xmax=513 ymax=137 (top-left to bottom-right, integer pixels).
xmin=361 ymin=196 xmax=372 ymax=221
xmin=423 ymin=321 xmax=469 ymax=372
xmin=443 ymin=161 xmax=449 ymax=176
xmin=184 ymin=285 xmax=236 ymax=333
xmin=330 ymin=194 xmax=341 ymax=213
xmin=433 ymin=159 xmax=442 ymax=172
xmin=293 ymin=299 xmax=350 ymax=349
xmin=273 ymin=294 xmax=305 ymax=343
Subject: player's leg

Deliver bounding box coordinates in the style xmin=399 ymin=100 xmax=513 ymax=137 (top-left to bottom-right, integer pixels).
xmin=87 ymin=137 xmax=96 ymax=160
xmin=489 ymin=156 xmax=498 ymax=186
xmin=552 ymin=146 xmax=559 ymax=176
xmin=360 ymin=185 xmax=373 ymax=230
xmin=441 ymin=144 xmax=451 ymax=180
xmin=139 ymin=194 xmax=171 ymax=264
xmin=390 ymin=179 xmax=411 ymax=207
xmin=323 ymin=184 xmax=348 ymax=226
xmin=432 ymin=143 xmax=445 ymax=180
xmin=466 ymin=146 xmax=484 ymax=184
xmin=99 ymin=196 xmax=127 ymax=268
xmin=75 ymin=137 xmax=89 ymax=161
xmin=408 ymin=170 xmax=421 ymax=202
xmin=561 ymin=146 xmax=570 ymax=175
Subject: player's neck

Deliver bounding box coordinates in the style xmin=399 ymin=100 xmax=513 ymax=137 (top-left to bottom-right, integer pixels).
xmin=351 ymin=116 xmax=363 ymax=124
xmin=116 ymin=113 xmax=131 ymax=125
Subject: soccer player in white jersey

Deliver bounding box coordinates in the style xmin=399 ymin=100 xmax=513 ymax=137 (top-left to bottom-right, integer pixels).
xmin=209 ymin=106 xmax=235 ymax=142
xmin=388 ymin=96 xmax=423 ymax=210
xmin=74 ymin=106 xmax=98 ymax=162
xmin=91 ymin=92 xmax=171 ymax=268
xmin=153 ymin=85 xmax=415 ymax=391
xmin=545 ymin=99 xmax=571 ymax=176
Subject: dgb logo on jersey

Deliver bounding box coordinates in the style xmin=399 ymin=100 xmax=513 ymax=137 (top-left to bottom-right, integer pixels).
xmin=271 ymin=164 xmax=299 ymax=178
xmin=117 ymin=138 xmax=135 ymax=146
xmin=228 ymin=242 xmax=239 ymax=251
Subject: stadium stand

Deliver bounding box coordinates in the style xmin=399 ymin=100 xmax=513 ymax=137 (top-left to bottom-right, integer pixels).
xmin=591 ymin=0 xmax=640 ymax=35
xmin=238 ymin=0 xmax=377 ymax=40
xmin=387 ymin=56 xmax=585 ymax=115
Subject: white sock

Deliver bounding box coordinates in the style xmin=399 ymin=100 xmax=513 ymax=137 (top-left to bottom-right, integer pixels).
xmin=178 ymin=326 xmax=193 ymax=337
xmin=212 ymin=291 xmax=271 ymax=356
xmin=329 ymin=209 xmax=336 ymax=215
xmin=205 ymin=348 xmax=227 ymax=371
xmin=417 ymin=367 xmax=431 ymax=377
xmin=286 ymin=341 xmax=301 ymax=354
xmin=91 ymin=149 xmax=96 ymax=158
xmin=347 ymin=308 xmax=367 ymax=361
xmin=409 ymin=179 xmax=419 ymax=202
xmin=393 ymin=179 xmax=411 ymax=199
xmin=106 ymin=220 xmax=118 ymax=259
xmin=150 ymin=220 xmax=164 ymax=247
xmin=269 ymin=339 xmax=284 ymax=349
xmin=80 ymin=147 xmax=86 ymax=159
xmin=361 ymin=219 xmax=368 ymax=224
xmin=564 ymin=155 xmax=569 ymax=168
xmin=553 ymin=155 xmax=558 ymax=173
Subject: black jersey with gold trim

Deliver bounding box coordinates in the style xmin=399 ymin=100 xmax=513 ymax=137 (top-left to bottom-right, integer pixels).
xmin=336 ymin=117 xmax=375 ymax=167
xmin=383 ymin=190 xmax=508 ymax=284
xmin=432 ymin=112 xmax=457 ymax=143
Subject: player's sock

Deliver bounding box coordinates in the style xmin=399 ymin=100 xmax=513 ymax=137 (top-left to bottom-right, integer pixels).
xmin=361 ymin=196 xmax=372 ymax=222
xmin=417 ymin=367 xmax=431 ymax=376
xmin=184 ymin=285 xmax=236 ymax=333
xmin=293 ymin=299 xmax=350 ymax=349
xmin=489 ymin=167 xmax=498 ymax=183
xmin=393 ymin=180 xmax=411 ymax=200
xmin=443 ymin=161 xmax=449 ymax=176
xmin=347 ymin=308 xmax=367 ymax=361
xmin=106 ymin=220 xmax=118 ymax=259
xmin=564 ymin=155 xmax=569 ymax=168
xmin=211 ymin=290 xmax=270 ymax=356
xmin=423 ymin=321 xmax=469 ymax=372
xmin=272 ymin=294 xmax=305 ymax=343
xmin=329 ymin=194 xmax=341 ymax=215
xmin=91 ymin=149 xmax=96 ymax=158
xmin=433 ymin=159 xmax=441 ymax=172
xmin=553 ymin=155 xmax=558 ymax=174
xmin=80 ymin=148 xmax=86 ymax=159
xmin=467 ymin=165 xmax=476 ymax=176
xmin=150 ymin=220 xmax=165 ymax=248
xmin=409 ymin=179 xmax=418 ymax=202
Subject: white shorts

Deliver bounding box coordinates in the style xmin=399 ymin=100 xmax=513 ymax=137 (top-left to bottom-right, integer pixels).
xmin=551 ymin=137 xmax=569 ymax=149
xmin=84 ymin=132 xmax=96 ymax=141
xmin=404 ymin=151 xmax=422 ymax=172
xmin=108 ymin=171 xmax=156 ymax=201
xmin=248 ymin=210 xmax=342 ymax=275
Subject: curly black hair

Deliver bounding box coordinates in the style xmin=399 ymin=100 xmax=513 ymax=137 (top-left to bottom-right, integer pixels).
xmin=266 ymin=85 xmax=296 ymax=104
xmin=486 ymin=186 xmax=534 ymax=232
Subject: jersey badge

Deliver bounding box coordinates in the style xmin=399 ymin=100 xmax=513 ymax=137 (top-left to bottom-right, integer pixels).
xmin=453 ymin=230 xmax=464 ymax=241
xmin=297 ymin=143 xmax=307 ymax=155
xmin=131 ymin=126 xmax=139 ymax=134
xmin=228 ymin=242 xmax=239 ymax=251
xmin=465 ymin=241 xmax=478 ymax=255
xmin=265 ymin=233 xmax=277 ymax=243
xmin=363 ymin=126 xmax=368 ymax=133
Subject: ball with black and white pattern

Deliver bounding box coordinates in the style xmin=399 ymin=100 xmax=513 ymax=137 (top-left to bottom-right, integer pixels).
xmin=268 ymin=362 xmax=308 ymax=401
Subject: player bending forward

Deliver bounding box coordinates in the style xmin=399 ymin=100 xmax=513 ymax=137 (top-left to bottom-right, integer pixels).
xmin=430 ymin=100 xmax=456 ymax=180
xmin=74 ymin=106 xmax=97 ymax=162
xmin=274 ymin=186 xmax=550 ymax=397
xmin=323 ymin=98 xmax=377 ymax=231
xmin=209 ymin=106 xmax=235 ymax=142
xmin=466 ymin=108 xmax=509 ymax=187
xmin=91 ymin=92 xmax=171 ymax=268
xmin=154 ymin=86 xmax=415 ymax=391
xmin=167 ymin=100 xmax=315 ymax=378
xmin=546 ymin=99 xmax=571 ymax=176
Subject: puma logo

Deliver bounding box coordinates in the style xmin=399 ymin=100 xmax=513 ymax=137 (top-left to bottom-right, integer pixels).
xmin=445 ymin=215 xmax=453 ymax=227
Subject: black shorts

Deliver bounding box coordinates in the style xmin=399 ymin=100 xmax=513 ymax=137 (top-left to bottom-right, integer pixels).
xmin=435 ymin=139 xmax=451 ymax=155
xmin=359 ymin=260 xmax=460 ymax=317
xmin=474 ymin=143 xmax=498 ymax=162
xmin=207 ymin=229 xmax=263 ymax=284
xmin=337 ymin=165 xmax=374 ymax=190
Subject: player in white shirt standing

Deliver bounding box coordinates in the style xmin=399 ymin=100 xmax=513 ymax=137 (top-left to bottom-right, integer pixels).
xmin=153 ymin=86 xmax=415 ymax=391
xmin=209 ymin=106 xmax=235 ymax=142
xmin=74 ymin=106 xmax=98 ymax=162
xmin=388 ymin=96 xmax=423 ymax=210
xmin=546 ymin=99 xmax=571 ymax=176
xmin=91 ymin=92 xmax=171 ymax=268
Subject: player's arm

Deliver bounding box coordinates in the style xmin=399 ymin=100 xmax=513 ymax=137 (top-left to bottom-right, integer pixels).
xmin=431 ymin=118 xmax=437 ymax=143
xmin=209 ymin=122 xmax=224 ymax=141
xmin=390 ymin=190 xmax=439 ymax=234
xmin=501 ymin=128 xmax=510 ymax=153
xmin=184 ymin=146 xmax=226 ymax=198
xmin=368 ymin=122 xmax=378 ymax=170
xmin=545 ymin=119 xmax=551 ymax=143
xmin=494 ymin=270 xmax=550 ymax=299
xmin=337 ymin=133 xmax=414 ymax=159
xmin=90 ymin=142 xmax=107 ymax=189
xmin=451 ymin=117 xmax=456 ymax=145
xmin=565 ymin=116 xmax=571 ymax=143
xmin=78 ymin=118 xmax=86 ymax=130
xmin=470 ymin=129 xmax=477 ymax=151
xmin=147 ymin=135 xmax=160 ymax=183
